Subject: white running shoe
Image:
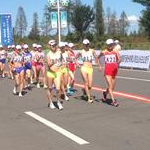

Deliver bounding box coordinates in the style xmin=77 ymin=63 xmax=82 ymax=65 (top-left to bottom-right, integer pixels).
xmin=57 ymin=101 xmax=63 ymax=110
xmin=43 ymin=84 xmax=48 ymax=89
xmin=13 ymin=87 xmax=17 ymax=94
xmin=50 ymin=102 xmax=56 ymax=109
xmin=19 ymin=92 xmax=23 ymax=97
xmin=65 ymin=95 xmax=69 ymax=101
xmin=37 ymin=83 xmax=40 ymax=88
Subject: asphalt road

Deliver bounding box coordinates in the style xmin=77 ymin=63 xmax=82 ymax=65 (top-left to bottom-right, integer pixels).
xmin=0 ymin=68 xmax=150 ymax=150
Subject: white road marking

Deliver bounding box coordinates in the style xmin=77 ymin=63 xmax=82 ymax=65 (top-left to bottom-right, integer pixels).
xmin=117 ymin=76 xmax=150 ymax=82
xmin=119 ymin=68 xmax=150 ymax=73
xmin=25 ymin=111 xmax=89 ymax=145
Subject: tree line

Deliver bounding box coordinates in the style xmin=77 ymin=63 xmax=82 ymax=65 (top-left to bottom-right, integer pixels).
xmin=14 ymin=0 xmax=150 ymax=49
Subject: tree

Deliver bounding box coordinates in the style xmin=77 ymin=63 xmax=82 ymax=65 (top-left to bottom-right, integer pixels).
xmin=15 ymin=6 xmax=28 ymax=38
xmin=28 ymin=12 xmax=40 ymax=40
xmin=133 ymin=0 xmax=150 ymax=38
xmin=71 ymin=4 xmax=95 ymax=40
xmin=109 ymin=11 xmax=118 ymax=36
xmin=94 ymin=0 xmax=104 ymax=40
xmin=105 ymin=7 xmax=111 ymax=34
xmin=119 ymin=11 xmax=129 ymax=36
xmin=66 ymin=0 xmax=75 ymax=34
xmin=41 ymin=5 xmax=51 ymax=36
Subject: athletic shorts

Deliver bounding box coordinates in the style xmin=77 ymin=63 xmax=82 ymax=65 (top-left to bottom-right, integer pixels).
xmin=36 ymin=62 xmax=44 ymax=70
xmin=47 ymin=71 xmax=62 ymax=79
xmin=81 ymin=66 xmax=93 ymax=75
xmin=68 ymin=63 xmax=75 ymax=72
xmin=0 ymin=59 xmax=6 ymax=64
xmin=24 ymin=62 xmax=32 ymax=70
xmin=104 ymin=67 xmax=118 ymax=77
xmin=31 ymin=60 xmax=37 ymax=67
xmin=13 ymin=66 xmax=24 ymax=74
xmin=61 ymin=67 xmax=68 ymax=74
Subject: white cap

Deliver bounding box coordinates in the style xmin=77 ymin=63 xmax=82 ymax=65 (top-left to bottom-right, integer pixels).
xmin=114 ymin=40 xmax=119 ymax=44
xmin=8 ymin=46 xmax=11 ymax=48
xmin=83 ymin=39 xmax=90 ymax=45
xmin=106 ymin=39 xmax=114 ymax=45
xmin=11 ymin=45 xmax=15 ymax=48
xmin=32 ymin=43 xmax=37 ymax=48
xmin=37 ymin=44 xmax=42 ymax=48
xmin=48 ymin=40 xmax=56 ymax=46
xmin=68 ymin=43 xmax=74 ymax=48
xmin=0 ymin=44 xmax=3 ymax=48
xmin=64 ymin=42 xmax=69 ymax=46
xmin=59 ymin=42 xmax=65 ymax=48
xmin=23 ymin=44 xmax=29 ymax=49
xmin=16 ymin=45 xmax=22 ymax=50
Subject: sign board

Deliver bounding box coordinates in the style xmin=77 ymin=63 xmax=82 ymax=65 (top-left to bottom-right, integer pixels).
xmin=60 ymin=11 xmax=67 ymax=28
xmin=51 ymin=11 xmax=58 ymax=28
xmin=0 ymin=14 xmax=13 ymax=46
xmin=120 ymin=50 xmax=150 ymax=69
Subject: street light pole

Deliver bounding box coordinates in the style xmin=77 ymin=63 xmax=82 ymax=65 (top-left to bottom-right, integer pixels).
xmin=57 ymin=0 xmax=61 ymax=44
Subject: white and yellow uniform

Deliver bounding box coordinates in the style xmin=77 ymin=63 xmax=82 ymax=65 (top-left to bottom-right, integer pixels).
xmin=61 ymin=51 xmax=69 ymax=74
xmin=80 ymin=48 xmax=95 ymax=75
xmin=47 ymin=50 xmax=62 ymax=79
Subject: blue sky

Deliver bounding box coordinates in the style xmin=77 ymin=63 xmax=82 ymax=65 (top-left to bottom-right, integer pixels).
xmin=0 ymin=0 xmax=144 ymax=31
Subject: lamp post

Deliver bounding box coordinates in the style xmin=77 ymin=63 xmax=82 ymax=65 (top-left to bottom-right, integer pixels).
xmin=48 ymin=0 xmax=69 ymax=44
xmin=57 ymin=0 xmax=61 ymax=44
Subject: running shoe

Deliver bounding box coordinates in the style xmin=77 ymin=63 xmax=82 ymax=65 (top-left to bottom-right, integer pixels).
xmin=43 ymin=84 xmax=48 ymax=89
xmin=57 ymin=101 xmax=63 ymax=110
xmin=111 ymin=100 xmax=119 ymax=107
xmin=37 ymin=83 xmax=40 ymax=88
xmin=88 ymin=98 xmax=94 ymax=103
xmin=48 ymin=102 xmax=56 ymax=109
xmin=67 ymin=89 xmax=74 ymax=95
xmin=13 ymin=87 xmax=17 ymax=95
xmin=65 ymin=95 xmax=69 ymax=101
xmin=102 ymin=91 xmax=107 ymax=102
xmin=19 ymin=92 xmax=23 ymax=97
xmin=2 ymin=74 xmax=5 ymax=78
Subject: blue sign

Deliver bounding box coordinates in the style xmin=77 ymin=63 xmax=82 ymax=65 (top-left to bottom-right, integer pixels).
xmin=0 ymin=14 xmax=13 ymax=46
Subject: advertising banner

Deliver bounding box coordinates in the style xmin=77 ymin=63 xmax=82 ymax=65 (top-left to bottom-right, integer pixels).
xmin=51 ymin=11 xmax=58 ymax=28
xmin=60 ymin=11 xmax=67 ymax=28
xmin=120 ymin=50 xmax=150 ymax=69
xmin=0 ymin=14 xmax=13 ymax=46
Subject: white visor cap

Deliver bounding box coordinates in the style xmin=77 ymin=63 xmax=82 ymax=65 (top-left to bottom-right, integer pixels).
xmin=106 ymin=39 xmax=114 ymax=45
xmin=83 ymin=39 xmax=90 ymax=45
xmin=68 ymin=43 xmax=74 ymax=48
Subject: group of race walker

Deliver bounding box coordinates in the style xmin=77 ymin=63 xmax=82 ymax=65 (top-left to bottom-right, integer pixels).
xmin=0 ymin=38 xmax=121 ymax=110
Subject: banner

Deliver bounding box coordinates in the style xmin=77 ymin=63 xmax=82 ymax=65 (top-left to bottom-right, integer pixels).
xmin=120 ymin=50 xmax=150 ymax=69
xmin=51 ymin=11 xmax=58 ymax=28
xmin=0 ymin=14 xmax=13 ymax=46
xmin=60 ymin=11 xmax=67 ymax=28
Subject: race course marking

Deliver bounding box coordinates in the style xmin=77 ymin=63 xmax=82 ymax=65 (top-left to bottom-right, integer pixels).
xmin=25 ymin=111 xmax=89 ymax=145
xmin=75 ymin=83 xmax=150 ymax=104
xmin=117 ymin=76 xmax=150 ymax=82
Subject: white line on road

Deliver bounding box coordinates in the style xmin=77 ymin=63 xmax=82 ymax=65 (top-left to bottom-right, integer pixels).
xmin=25 ymin=111 xmax=89 ymax=145
xmin=117 ymin=76 xmax=150 ymax=82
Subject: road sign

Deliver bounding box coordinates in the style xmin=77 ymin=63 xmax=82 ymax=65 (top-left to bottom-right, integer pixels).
xmin=0 ymin=14 xmax=13 ymax=46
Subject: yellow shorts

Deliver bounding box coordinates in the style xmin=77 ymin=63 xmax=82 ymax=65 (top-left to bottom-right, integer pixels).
xmin=47 ymin=71 xmax=61 ymax=79
xmin=81 ymin=66 xmax=93 ymax=75
xmin=61 ymin=67 xmax=68 ymax=74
